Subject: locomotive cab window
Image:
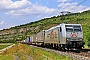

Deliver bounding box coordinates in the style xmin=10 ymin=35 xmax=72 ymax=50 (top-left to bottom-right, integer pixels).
xmin=66 ymin=27 xmax=73 ymax=32
xmin=65 ymin=25 xmax=73 ymax=32
xmin=65 ymin=25 xmax=82 ymax=32
xmin=73 ymin=25 xmax=82 ymax=32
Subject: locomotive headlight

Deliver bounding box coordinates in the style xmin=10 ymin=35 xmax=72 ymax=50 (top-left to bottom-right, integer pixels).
xmin=79 ymin=38 xmax=83 ymax=40
xmin=66 ymin=38 xmax=69 ymax=40
xmin=66 ymin=38 xmax=70 ymax=40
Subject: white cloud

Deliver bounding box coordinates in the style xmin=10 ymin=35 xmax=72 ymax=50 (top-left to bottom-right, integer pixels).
xmin=5 ymin=4 xmax=56 ymax=16
xmin=58 ymin=2 xmax=78 ymax=7
xmin=0 ymin=0 xmax=89 ymax=18
xmin=79 ymin=7 xmax=90 ymax=12
xmin=0 ymin=0 xmax=31 ymax=10
xmin=0 ymin=21 xmax=5 ymax=25
xmin=57 ymin=0 xmax=68 ymax=2
xmin=0 ymin=0 xmax=56 ymax=17
xmin=58 ymin=2 xmax=87 ymax=13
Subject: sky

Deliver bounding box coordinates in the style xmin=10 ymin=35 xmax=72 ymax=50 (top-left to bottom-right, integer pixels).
xmin=0 ymin=0 xmax=90 ymax=30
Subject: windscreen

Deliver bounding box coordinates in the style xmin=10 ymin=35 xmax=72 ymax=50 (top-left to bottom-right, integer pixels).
xmin=65 ymin=25 xmax=82 ymax=32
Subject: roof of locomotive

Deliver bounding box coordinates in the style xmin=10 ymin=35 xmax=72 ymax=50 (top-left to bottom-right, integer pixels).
xmin=45 ymin=23 xmax=82 ymax=32
xmin=64 ymin=23 xmax=81 ymax=25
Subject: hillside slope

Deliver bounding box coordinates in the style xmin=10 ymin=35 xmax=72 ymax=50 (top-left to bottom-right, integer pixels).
xmin=0 ymin=10 xmax=90 ymax=47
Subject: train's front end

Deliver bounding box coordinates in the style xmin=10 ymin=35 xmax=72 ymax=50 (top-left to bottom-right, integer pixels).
xmin=65 ymin=24 xmax=85 ymax=49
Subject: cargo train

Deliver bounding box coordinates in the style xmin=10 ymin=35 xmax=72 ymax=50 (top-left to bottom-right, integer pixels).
xmin=22 ymin=23 xmax=85 ymax=50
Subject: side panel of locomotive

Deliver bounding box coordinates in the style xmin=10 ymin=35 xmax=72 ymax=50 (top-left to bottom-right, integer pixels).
xmin=44 ymin=24 xmax=67 ymax=44
xmin=45 ymin=26 xmax=59 ymax=44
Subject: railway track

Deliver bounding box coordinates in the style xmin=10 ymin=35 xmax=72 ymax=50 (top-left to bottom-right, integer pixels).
xmin=29 ymin=45 xmax=90 ymax=60
xmin=66 ymin=49 xmax=90 ymax=60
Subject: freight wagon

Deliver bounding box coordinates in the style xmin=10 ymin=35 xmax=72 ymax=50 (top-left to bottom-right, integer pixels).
xmin=30 ymin=31 xmax=45 ymax=45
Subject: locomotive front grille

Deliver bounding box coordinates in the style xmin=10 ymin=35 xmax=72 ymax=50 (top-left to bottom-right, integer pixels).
xmin=72 ymin=38 xmax=78 ymax=40
xmin=71 ymin=38 xmax=83 ymax=41
xmin=66 ymin=40 xmax=84 ymax=48
xmin=66 ymin=38 xmax=82 ymax=41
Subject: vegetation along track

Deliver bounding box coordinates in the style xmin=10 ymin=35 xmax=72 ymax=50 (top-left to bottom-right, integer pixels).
xmin=29 ymin=45 xmax=90 ymax=60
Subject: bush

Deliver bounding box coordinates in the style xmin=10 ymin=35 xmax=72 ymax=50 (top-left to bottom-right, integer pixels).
xmin=0 ymin=40 xmax=16 ymax=43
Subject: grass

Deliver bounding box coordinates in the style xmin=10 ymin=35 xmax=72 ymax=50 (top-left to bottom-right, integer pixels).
xmin=0 ymin=43 xmax=13 ymax=50
xmin=0 ymin=54 xmax=14 ymax=60
xmin=0 ymin=44 xmax=73 ymax=60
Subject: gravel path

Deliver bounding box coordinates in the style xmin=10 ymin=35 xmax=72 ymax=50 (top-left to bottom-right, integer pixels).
xmin=15 ymin=55 xmax=20 ymax=60
xmin=14 ymin=54 xmax=33 ymax=60
xmin=23 ymin=54 xmax=33 ymax=60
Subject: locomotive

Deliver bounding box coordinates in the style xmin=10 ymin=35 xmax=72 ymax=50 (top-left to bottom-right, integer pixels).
xmin=23 ymin=23 xmax=85 ymax=50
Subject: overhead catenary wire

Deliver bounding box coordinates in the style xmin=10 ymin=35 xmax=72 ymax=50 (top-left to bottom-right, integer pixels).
xmin=68 ymin=0 xmax=87 ymax=12
xmin=60 ymin=0 xmax=75 ymax=11
xmin=60 ymin=0 xmax=87 ymax=23
xmin=60 ymin=0 xmax=87 ymax=16
xmin=47 ymin=0 xmax=69 ymax=17
xmin=59 ymin=0 xmax=75 ymax=16
xmin=47 ymin=0 xmax=75 ymax=17
xmin=47 ymin=0 xmax=87 ymax=17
